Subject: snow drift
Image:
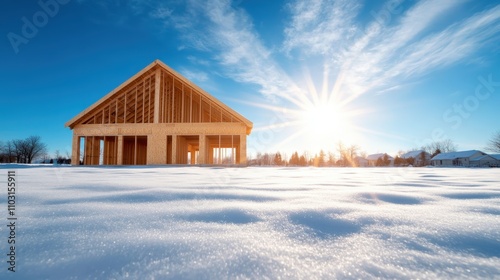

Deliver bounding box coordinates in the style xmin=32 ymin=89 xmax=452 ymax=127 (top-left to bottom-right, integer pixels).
xmin=0 ymin=166 xmax=499 ymax=279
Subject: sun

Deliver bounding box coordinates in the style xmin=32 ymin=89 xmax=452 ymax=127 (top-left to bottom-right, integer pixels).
xmin=301 ymin=102 xmax=350 ymax=142
xmin=303 ymin=103 xmax=341 ymax=133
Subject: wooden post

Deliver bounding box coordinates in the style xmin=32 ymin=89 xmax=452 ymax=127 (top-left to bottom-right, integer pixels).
xmin=117 ymin=135 xmax=123 ymax=165
xmin=148 ymin=75 xmax=152 ymax=123
xmin=154 ymin=69 xmax=161 ymax=123
xmin=72 ymin=135 xmax=80 ymax=165
xmin=134 ymin=136 xmax=137 ymax=165
xmin=239 ymin=134 xmax=246 ymax=165
xmin=171 ymin=76 xmax=175 ymax=123
xmin=181 ymin=84 xmax=185 ymax=123
xmin=171 ymin=135 xmax=177 ymax=164
xmin=134 ymin=88 xmax=137 ymax=123
xmin=143 ymin=76 xmax=147 ymax=123
xmin=218 ymin=135 xmax=221 ymax=164
xmin=124 ymin=91 xmax=127 ymax=123
xmin=198 ymin=135 xmax=206 ymax=164
xmin=190 ymin=88 xmax=193 ymax=123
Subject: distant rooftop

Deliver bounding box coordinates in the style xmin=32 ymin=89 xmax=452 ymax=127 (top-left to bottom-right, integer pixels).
xmin=431 ymin=150 xmax=484 ymax=160
xmin=490 ymin=154 xmax=500 ymax=160
xmin=401 ymin=150 xmax=428 ymax=159
xmin=366 ymin=153 xmax=394 ymax=160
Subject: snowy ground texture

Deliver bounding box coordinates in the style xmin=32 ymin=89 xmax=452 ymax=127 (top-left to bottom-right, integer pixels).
xmin=1 ymin=165 xmax=499 ymax=279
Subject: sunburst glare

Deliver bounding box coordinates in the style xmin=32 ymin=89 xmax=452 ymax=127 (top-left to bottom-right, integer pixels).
xmin=245 ymin=65 xmax=369 ymax=152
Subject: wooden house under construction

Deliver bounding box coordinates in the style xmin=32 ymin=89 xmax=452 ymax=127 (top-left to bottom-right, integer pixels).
xmin=65 ymin=60 xmax=252 ymax=165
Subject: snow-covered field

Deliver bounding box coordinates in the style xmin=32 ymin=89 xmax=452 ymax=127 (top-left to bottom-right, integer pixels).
xmin=1 ymin=165 xmax=499 ymax=279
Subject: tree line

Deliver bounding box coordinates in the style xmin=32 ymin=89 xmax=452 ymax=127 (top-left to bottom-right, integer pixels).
xmin=1 ymin=130 xmax=498 ymax=166
xmin=248 ymin=139 xmax=461 ymax=167
xmin=0 ymin=136 xmax=47 ymax=163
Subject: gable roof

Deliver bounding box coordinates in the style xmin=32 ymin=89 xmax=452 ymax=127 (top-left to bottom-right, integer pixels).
xmin=491 ymin=154 xmax=500 ymax=160
xmin=470 ymin=155 xmax=497 ymax=162
xmin=431 ymin=150 xmax=484 ymax=160
xmin=65 ymin=59 xmax=252 ymax=132
xmin=354 ymin=156 xmax=367 ymax=161
xmin=401 ymin=150 xmax=429 ymax=159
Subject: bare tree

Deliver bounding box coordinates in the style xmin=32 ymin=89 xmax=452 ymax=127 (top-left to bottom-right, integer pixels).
xmin=0 ymin=141 xmax=5 ymax=163
xmin=423 ymin=139 xmax=457 ymax=155
xmin=4 ymin=141 xmax=16 ymax=163
xmin=11 ymin=139 xmax=27 ymax=163
xmin=336 ymin=142 xmax=347 ymax=166
xmin=327 ymin=152 xmax=336 ymax=167
xmin=347 ymin=144 xmax=359 ymax=166
xmin=359 ymin=151 xmax=367 ymax=159
xmin=485 ymin=130 xmax=500 ymax=153
xmin=55 ymin=149 xmax=70 ymax=164
xmin=10 ymin=136 xmax=47 ymax=163
xmin=25 ymin=136 xmax=47 ymax=163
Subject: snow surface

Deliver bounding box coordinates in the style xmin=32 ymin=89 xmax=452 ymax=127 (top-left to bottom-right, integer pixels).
xmin=1 ymin=165 xmax=499 ymax=279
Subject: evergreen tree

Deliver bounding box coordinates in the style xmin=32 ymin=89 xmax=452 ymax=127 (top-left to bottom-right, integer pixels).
xmin=289 ymin=151 xmax=299 ymax=166
xmin=431 ymin=149 xmax=441 ymax=158
xmin=274 ymin=152 xmax=283 ymax=166
xmin=318 ymin=150 xmax=326 ymax=167
xmin=327 ymin=152 xmax=336 ymax=167
xmin=394 ymin=156 xmax=403 ymax=166
xmin=419 ymin=151 xmax=428 ymax=166
xmin=383 ymin=154 xmax=390 ymax=166
xmin=299 ymin=155 xmax=307 ymax=166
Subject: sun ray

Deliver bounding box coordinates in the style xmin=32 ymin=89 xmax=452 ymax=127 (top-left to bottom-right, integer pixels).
xmin=270 ymin=129 xmax=308 ymax=151
xmin=240 ymin=61 xmax=378 ymax=153
xmin=353 ymin=126 xmax=410 ymax=141
xmin=252 ymin=120 xmax=306 ymax=132
xmin=302 ymin=66 xmax=321 ymax=106
xmin=321 ymin=64 xmax=329 ymax=103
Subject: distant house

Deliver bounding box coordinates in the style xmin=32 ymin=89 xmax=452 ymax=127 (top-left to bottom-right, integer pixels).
xmin=366 ymin=153 xmax=394 ymax=166
xmin=491 ymin=154 xmax=500 ymax=161
xmin=430 ymin=150 xmax=490 ymax=167
xmin=470 ymin=154 xmax=500 ymax=167
xmin=401 ymin=150 xmax=431 ymax=166
xmin=354 ymin=156 xmax=369 ymax=167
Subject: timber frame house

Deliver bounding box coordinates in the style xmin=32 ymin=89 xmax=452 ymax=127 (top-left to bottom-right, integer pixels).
xmin=65 ymin=60 xmax=253 ymax=165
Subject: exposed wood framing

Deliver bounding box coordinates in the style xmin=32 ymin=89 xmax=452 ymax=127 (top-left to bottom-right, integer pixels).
xmin=66 ymin=60 xmax=252 ymax=166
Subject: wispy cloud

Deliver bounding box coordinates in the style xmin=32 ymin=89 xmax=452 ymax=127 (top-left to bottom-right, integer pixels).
xmin=187 ymin=55 xmax=210 ymax=66
xmin=283 ymin=0 xmax=360 ymax=55
xmin=387 ymin=4 xmax=500 ymax=78
xmin=284 ymin=0 xmax=500 ymax=102
xmin=125 ymin=0 xmax=500 ymax=108
xmin=180 ymin=68 xmax=209 ymax=82
xmin=151 ymin=0 xmax=306 ymax=106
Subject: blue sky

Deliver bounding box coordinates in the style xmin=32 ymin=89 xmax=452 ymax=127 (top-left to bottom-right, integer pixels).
xmin=1 ymin=0 xmax=499 ymax=158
